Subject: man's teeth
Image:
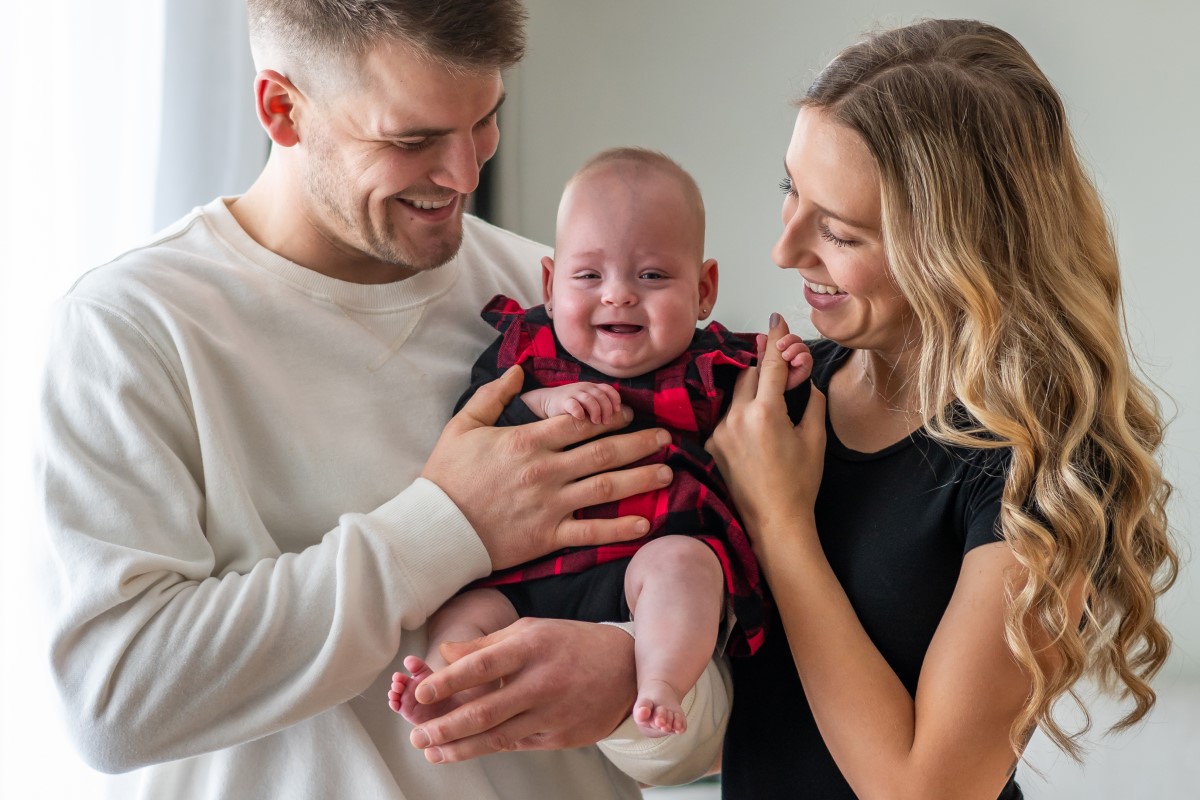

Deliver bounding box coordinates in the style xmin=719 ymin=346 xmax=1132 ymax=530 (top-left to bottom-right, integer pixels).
xmin=399 ymin=197 xmax=454 ymax=210
xmin=805 ymin=280 xmax=843 ymax=295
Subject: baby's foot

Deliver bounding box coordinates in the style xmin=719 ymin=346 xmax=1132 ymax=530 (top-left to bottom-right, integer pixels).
xmin=388 ymin=655 xmax=457 ymax=725
xmin=632 ymin=678 xmax=687 ymax=738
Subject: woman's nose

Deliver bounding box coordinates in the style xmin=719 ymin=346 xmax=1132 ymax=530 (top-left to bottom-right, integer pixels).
xmin=773 ymin=209 xmax=820 ymax=271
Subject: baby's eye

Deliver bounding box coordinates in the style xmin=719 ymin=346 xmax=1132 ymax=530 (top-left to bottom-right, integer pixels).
xmin=573 ymin=272 xmax=601 ymax=280
xmin=639 ymin=270 xmax=667 ymax=281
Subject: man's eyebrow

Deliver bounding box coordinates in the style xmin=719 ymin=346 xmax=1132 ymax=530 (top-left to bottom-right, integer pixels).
xmin=380 ymin=93 xmax=507 ymax=140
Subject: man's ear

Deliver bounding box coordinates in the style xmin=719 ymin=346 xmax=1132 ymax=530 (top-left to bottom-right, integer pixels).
xmin=541 ymin=255 xmax=556 ymax=314
xmin=255 ymin=70 xmax=302 ymax=147
xmin=698 ymin=258 xmax=719 ymax=319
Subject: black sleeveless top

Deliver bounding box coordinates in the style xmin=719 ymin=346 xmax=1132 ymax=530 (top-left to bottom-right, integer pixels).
xmin=721 ymin=340 xmax=1022 ymax=799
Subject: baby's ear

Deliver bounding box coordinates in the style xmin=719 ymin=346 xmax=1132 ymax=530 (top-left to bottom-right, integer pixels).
xmin=541 ymin=256 xmax=556 ymax=310
xmin=698 ymin=259 xmax=719 ymax=318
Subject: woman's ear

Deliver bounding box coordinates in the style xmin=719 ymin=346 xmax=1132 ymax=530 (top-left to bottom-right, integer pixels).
xmin=255 ymin=70 xmax=301 ymax=147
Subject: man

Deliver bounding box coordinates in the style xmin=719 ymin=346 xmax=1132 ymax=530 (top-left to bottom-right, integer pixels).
xmin=36 ymin=1 xmax=727 ymax=797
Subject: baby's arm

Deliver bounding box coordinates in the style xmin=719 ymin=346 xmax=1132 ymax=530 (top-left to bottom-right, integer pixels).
xmin=756 ymin=332 xmax=813 ymax=390
xmin=522 ymin=383 xmax=624 ymax=424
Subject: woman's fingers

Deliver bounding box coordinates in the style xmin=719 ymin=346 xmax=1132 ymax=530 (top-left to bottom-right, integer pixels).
xmin=756 ymin=313 xmax=792 ymax=398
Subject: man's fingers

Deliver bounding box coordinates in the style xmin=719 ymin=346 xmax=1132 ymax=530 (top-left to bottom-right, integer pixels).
xmin=552 ymin=425 xmax=670 ymax=483
xmin=415 ymin=635 xmax=522 ymax=705
xmin=559 ymin=461 xmax=672 ymax=516
xmin=446 ymin=366 xmax=525 ymax=433
xmin=554 ymin=514 xmax=653 ymax=549
xmin=416 ymin=711 xmax=541 ymax=763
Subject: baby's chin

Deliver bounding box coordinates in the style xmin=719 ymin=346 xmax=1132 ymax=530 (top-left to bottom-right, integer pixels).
xmin=591 ymin=351 xmax=685 ymax=379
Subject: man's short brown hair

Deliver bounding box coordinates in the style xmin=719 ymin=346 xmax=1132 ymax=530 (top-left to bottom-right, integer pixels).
xmin=247 ymin=0 xmax=527 ymax=90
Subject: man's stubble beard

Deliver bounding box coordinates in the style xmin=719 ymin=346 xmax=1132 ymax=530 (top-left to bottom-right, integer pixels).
xmin=303 ymin=132 xmax=464 ymax=275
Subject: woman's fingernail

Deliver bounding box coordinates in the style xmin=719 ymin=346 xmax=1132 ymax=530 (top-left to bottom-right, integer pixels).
xmin=411 ymin=728 xmax=431 ymax=749
xmin=769 ymin=312 xmax=782 ymax=328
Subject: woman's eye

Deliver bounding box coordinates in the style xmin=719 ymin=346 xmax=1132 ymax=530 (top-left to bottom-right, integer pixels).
xmin=818 ymin=222 xmax=856 ymax=248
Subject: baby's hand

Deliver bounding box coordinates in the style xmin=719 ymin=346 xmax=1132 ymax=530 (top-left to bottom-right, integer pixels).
xmin=756 ymin=332 xmax=813 ymax=390
xmin=521 ymin=383 xmax=624 ymax=424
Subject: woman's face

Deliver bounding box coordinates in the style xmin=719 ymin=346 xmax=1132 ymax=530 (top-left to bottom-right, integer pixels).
xmin=775 ymin=107 xmax=915 ymax=355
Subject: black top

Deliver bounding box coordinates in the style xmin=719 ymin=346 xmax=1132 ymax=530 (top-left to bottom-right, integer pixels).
xmin=722 ymin=340 xmax=1022 ymax=800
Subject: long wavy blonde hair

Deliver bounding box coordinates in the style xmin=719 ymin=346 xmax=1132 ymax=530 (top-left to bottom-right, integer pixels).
xmin=801 ymin=19 xmax=1178 ymax=758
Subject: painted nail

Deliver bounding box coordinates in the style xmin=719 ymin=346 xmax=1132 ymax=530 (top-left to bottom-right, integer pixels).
xmin=769 ymin=312 xmax=782 ymax=328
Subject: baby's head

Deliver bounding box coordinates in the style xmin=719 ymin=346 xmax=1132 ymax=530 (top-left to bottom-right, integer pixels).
xmin=542 ymin=148 xmax=719 ymax=379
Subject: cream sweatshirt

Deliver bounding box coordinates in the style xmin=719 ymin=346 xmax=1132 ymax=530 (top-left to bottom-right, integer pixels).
xmin=36 ymin=198 xmax=728 ymax=799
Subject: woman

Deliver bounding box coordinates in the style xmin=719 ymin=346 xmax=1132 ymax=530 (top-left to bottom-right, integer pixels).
xmin=708 ymin=19 xmax=1178 ymax=799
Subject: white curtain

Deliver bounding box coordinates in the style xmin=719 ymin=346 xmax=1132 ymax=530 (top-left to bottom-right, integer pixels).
xmin=155 ymin=0 xmax=267 ymax=227
xmin=0 ymin=1 xmax=262 ymax=795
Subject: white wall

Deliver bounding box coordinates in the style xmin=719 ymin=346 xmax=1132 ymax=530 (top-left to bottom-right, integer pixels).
xmin=500 ymin=1 xmax=1200 ymax=796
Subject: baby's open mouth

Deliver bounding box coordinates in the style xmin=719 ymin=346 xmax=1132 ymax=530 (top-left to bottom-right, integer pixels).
xmin=599 ymin=324 xmax=643 ymax=334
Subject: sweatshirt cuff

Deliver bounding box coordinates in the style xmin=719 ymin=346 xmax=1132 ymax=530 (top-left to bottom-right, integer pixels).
xmin=360 ymin=477 xmax=492 ymax=620
xmin=597 ymin=622 xmax=731 ymax=786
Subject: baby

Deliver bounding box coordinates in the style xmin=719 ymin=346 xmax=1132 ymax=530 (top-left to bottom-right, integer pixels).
xmin=390 ymin=148 xmax=810 ymax=738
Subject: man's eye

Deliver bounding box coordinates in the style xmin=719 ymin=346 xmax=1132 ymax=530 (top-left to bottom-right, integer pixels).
xmin=396 ymin=139 xmax=431 ymax=151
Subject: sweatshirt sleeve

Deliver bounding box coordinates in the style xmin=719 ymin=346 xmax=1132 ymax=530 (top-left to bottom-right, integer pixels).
xmin=35 ymin=297 xmax=492 ymax=773
xmin=596 ymin=623 xmax=731 ymax=785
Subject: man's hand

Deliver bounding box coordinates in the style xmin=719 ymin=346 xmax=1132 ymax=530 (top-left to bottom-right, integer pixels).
xmin=405 ymin=618 xmax=636 ymax=763
xmin=422 ymin=366 xmax=672 ymax=570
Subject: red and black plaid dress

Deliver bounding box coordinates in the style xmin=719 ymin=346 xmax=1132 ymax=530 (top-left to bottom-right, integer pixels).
xmin=459 ymin=296 xmax=808 ymax=656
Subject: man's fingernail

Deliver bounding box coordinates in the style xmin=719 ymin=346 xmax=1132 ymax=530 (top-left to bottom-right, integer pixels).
xmin=769 ymin=312 xmax=782 ymax=328
xmin=636 ymin=519 xmax=650 ymax=534
xmin=415 ymin=684 xmax=436 ymax=704
xmin=623 ymin=407 xmax=634 ymax=421
xmin=411 ymin=728 xmax=431 ymax=749
xmin=656 ymin=430 xmax=671 ymax=447
xmin=426 ymin=747 xmax=445 ymax=764
xmin=657 ymin=466 xmax=672 ymax=483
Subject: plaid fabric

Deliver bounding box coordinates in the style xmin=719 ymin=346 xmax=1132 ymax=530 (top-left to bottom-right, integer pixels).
xmin=464 ymin=295 xmax=788 ymax=656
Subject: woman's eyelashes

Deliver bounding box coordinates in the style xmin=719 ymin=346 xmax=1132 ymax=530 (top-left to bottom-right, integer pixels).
xmin=818 ymin=222 xmax=856 ymax=248
xmin=781 ymin=176 xmax=858 ymax=247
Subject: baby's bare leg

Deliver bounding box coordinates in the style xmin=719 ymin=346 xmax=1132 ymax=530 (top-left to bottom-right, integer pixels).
xmin=388 ymin=588 xmax=518 ymax=723
xmin=624 ymin=535 xmax=725 ymax=738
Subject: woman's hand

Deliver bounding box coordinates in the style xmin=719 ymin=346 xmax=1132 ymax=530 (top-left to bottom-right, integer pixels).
xmin=706 ymin=315 xmax=827 ymax=547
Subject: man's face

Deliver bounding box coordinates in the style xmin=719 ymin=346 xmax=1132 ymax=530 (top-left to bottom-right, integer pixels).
xmin=294 ymin=40 xmax=505 ymax=281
